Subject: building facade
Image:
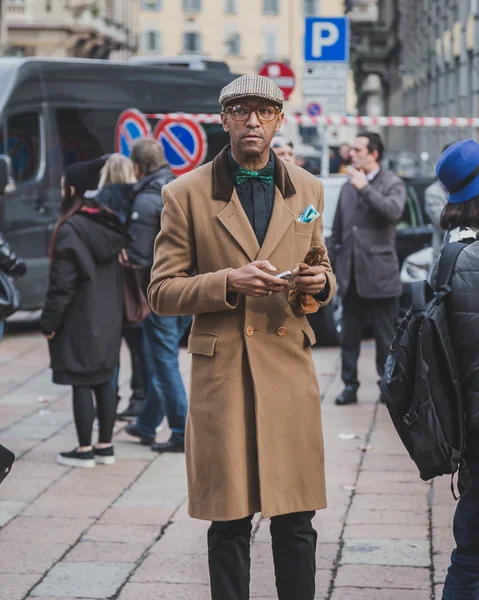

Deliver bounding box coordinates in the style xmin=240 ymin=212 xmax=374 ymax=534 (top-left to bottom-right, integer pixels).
xmin=4 ymin=0 xmax=137 ymax=59
xmin=136 ymin=0 xmax=355 ymax=114
xmin=350 ymin=0 xmax=479 ymax=165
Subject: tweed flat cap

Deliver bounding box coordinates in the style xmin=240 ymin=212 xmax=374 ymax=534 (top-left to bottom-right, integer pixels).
xmin=219 ymin=74 xmax=284 ymax=109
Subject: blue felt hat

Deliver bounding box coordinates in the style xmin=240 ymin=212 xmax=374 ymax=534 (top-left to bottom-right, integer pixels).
xmin=436 ymin=139 xmax=479 ymax=204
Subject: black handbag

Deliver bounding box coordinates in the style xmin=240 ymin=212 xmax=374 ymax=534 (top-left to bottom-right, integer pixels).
xmin=0 ymin=270 xmax=20 ymax=320
xmin=0 ymin=444 xmax=15 ymax=485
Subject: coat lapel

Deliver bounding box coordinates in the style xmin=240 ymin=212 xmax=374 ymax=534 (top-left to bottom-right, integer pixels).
xmin=216 ymin=189 xmax=260 ymax=262
xmin=256 ymin=186 xmax=296 ymax=261
xmin=212 ymin=145 xmax=297 ymax=262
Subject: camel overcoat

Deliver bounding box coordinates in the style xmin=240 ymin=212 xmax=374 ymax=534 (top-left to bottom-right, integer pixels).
xmin=148 ymin=146 xmax=336 ymax=521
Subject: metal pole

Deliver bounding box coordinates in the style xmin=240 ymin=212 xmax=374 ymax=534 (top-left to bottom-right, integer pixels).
xmin=321 ymin=124 xmax=330 ymax=176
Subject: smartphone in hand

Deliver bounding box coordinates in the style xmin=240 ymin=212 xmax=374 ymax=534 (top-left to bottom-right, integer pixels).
xmin=276 ymin=270 xmax=295 ymax=282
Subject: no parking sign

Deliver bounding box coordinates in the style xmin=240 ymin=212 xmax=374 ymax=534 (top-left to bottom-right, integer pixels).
xmin=153 ymin=117 xmax=207 ymax=176
xmin=115 ymin=109 xmax=152 ymax=157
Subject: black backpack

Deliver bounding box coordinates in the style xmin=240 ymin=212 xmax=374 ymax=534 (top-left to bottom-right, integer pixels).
xmin=380 ymin=242 xmax=471 ymax=497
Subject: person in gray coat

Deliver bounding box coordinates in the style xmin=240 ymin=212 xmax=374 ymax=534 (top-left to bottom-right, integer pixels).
xmin=329 ymin=132 xmax=406 ymax=406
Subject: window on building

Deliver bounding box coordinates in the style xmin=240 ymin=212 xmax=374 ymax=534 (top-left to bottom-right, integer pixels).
xmin=0 ymin=112 xmax=41 ymax=184
xmin=225 ymin=33 xmax=241 ymax=56
xmin=142 ymin=0 xmax=162 ymax=9
xmin=264 ymin=31 xmax=277 ymax=59
xmin=183 ymin=0 xmax=202 ymax=12
xmin=143 ymin=30 xmax=162 ymax=52
xmin=225 ymin=0 xmax=237 ymax=13
xmin=183 ymin=32 xmax=201 ymax=53
xmin=303 ymin=0 xmax=318 ymax=16
xmin=263 ymin=0 xmax=279 ymax=15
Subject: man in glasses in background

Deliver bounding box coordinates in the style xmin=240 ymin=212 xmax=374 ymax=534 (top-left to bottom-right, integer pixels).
xmin=271 ymin=136 xmax=295 ymax=164
xmin=147 ymin=74 xmax=335 ymax=599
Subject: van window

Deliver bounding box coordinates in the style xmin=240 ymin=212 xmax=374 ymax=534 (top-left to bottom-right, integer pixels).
xmin=0 ymin=112 xmax=41 ymax=183
xmin=55 ymin=108 xmax=119 ymax=167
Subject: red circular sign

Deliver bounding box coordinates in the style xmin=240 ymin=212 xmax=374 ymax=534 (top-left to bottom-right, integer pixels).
xmin=258 ymin=62 xmax=296 ymax=101
xmin=115 ymin=109 xmax=151 ymax=157
xmin=153 ymin=117 xmax=207 ymax=177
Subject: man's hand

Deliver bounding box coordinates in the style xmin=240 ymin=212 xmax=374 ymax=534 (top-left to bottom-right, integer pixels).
xmin=346 ymin=166 xmax=368 ymax=191
xmin=292 ymin=265 xmax=328 ymax=296
xmin=227 ymin=261 xmax=289 ymax=298
xmin=43 ymin=331 xmax=55 ymax=341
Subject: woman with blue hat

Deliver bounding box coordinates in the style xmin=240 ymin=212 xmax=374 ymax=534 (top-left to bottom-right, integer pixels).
xmin=436 ymin=139 xmax=479 ymax=599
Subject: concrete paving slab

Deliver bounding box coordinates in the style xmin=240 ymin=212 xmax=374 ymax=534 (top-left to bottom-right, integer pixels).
xmin=118 ymin=582 xmax=211 ymax=600
xmin=30 ymin=561 xmax=135 ymax=598
xmin=335 ymin=565 xmax=430 ymax=589
xmin=0 ymin=541 xmax=69 ymax=574
xmin=331 ymin=589 xmax=430 ymax=599
xmin=0 ymin=499 xmax=27 ymax=526
xmin=341 ymin=538 xmax=430 ymax=567
xmin=1 ymin=574 xmax=42 ymax=600
xmin=0 ymin=516 xmax=94 ymax=544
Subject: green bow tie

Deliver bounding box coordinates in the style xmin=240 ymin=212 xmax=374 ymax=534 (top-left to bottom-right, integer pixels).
xmin=236 ymin=165 xmax=274 ymax=186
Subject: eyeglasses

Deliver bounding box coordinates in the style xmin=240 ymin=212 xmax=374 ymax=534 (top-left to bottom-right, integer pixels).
xmin=225 ymin=104 xmax=281 ymax=123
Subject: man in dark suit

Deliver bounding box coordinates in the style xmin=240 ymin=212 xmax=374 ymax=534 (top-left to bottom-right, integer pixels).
xmin=329 ymin=132 xmax=406 ymax=405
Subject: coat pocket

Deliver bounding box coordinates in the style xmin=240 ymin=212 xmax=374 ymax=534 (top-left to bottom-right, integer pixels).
xmin=294 ymin=220 xmax=316 ymax=235
xmin=369 ymin=244 xmax=393 ymax=255
xmin=302 ymin=326 xmax=317 ymax=348
xmin=188 ymin=332 xmax=218 ymax=356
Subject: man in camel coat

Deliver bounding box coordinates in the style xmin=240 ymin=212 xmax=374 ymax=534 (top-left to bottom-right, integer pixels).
xmin=148 ymin=74 xmax=336 ymax=600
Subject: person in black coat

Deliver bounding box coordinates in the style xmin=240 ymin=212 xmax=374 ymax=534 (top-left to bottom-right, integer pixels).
xmin=96 ymin=154 xmax=148 ymax=421
xmin=434 ymin=140 xmax=479 ymax=599
xmin=0 ymin=234 xmax=26 ymax=342
xmin=40 ymin=161 xmax=129 ymax=469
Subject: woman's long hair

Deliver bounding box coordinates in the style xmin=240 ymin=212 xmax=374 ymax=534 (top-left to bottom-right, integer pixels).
xmin=98 ymin=154 xmax=137 ymax=189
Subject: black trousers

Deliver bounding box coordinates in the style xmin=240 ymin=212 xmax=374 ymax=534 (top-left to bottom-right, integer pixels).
xmin=208 ymin=511 xmax=317 ymax=600
xmin=123 ymin=325 xmax=146 ymax=401
xmin=73 ymin=382 xmax=117 ymax=447
xmin=341 ymin=281 xmax=398 ymax=390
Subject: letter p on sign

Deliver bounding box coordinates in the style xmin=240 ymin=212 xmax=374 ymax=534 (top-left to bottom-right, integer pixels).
xmin=304 ymin=17 xmax=349 ymax=63
xmin=312 ymin=22 xmax=339 ymax=58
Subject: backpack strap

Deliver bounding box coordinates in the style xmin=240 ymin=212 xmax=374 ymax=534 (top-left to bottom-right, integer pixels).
xmin=436 ymin=242 xmax=468 ymax=289
xmin=411 ymin=280 xmax=430 ymax=312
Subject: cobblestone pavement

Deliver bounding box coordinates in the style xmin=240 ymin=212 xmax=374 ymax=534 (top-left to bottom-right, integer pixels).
xmin=0 ymin=329 xmax=455 ymax=600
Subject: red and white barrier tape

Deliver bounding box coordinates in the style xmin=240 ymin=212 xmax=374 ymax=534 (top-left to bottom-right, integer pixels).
xmin=144 ymin=113 xmax=479 ymax=127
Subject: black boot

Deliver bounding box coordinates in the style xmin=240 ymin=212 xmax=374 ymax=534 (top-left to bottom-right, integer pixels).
xmin=335 ymin=385 xmax=358 ymax=406
xmin=117 ymin=398 xmax=144 ymax=421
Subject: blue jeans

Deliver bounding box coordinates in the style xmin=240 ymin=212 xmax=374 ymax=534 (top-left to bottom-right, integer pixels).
xmin=443 ymin=430 xmax=479 ymax=599
xmin=136 ymin=313 xmax=192 ymax=443
xmin=0 ymin=320 xmax=4 ymax=343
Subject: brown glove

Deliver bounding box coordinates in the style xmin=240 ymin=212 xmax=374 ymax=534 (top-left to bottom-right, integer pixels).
xmin=288 ymin=245 xmax=327 ymax=315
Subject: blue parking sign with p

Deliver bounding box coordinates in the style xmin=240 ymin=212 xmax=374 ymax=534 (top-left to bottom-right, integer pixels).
xmin=304 ymin=17 xmax=349 ymax=62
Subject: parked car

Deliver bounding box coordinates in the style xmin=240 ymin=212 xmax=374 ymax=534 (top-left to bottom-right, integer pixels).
xmin=308 ymin=175 xmax=435 ymax=346
xmin=400 ymin=246 xmax=433 ymax=312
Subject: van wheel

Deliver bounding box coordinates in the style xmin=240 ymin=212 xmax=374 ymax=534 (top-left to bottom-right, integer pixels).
xmin=308 ymin=297 xmax=342 ymax=347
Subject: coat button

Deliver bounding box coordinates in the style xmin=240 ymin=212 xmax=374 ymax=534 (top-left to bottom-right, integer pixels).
xmin=276 ymin=326 xmax=287 ymax=336
xmin=245 ymin=325 xmax=255 ymax=337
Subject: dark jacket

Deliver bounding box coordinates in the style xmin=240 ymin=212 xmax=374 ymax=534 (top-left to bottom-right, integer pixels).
xmin=40 ymin=210 xmax=129 ymax=386
xmin=96 ymin=183 xmax=135 ymax=225
xmin=128 ymin=166 xmax=175 ymax=290
xmin=445 ymin=235 xmax=479 ymax=429
xmin=328 ymin=169 xmax=406 ymax=299
xmin=0 ymin=234 xmax=26 ymax=279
